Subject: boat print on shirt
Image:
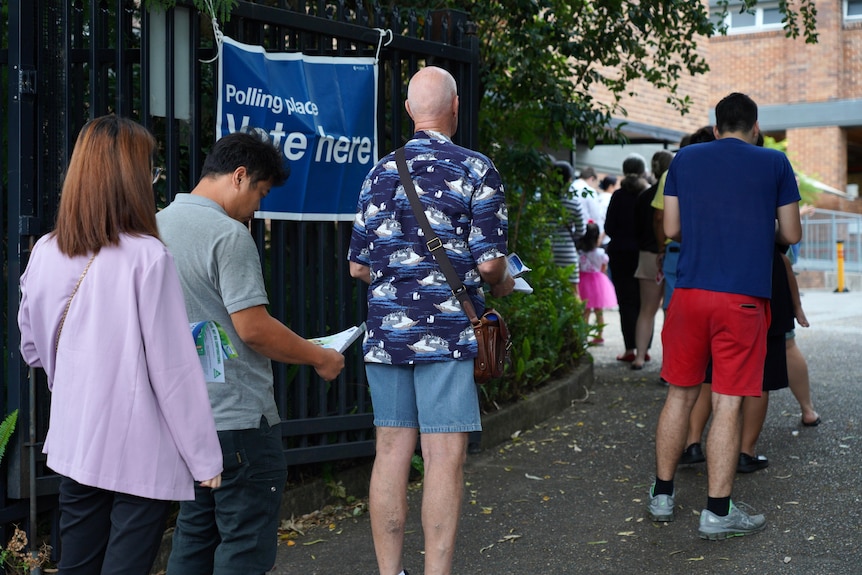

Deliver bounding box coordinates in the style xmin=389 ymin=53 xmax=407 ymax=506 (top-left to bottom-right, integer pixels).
xmin=433 ymin=295 xmax=462 ymax=314
xmin=457 ymin=326 xmax=477 ymax=345
xmin=442 ymin=239 xmax=469 ymax=255
xmin=417 ymin=271 xmax=446 ymax=286
xmin=468 ymin=225 xmax=485 ymax=242
xmin=477 ymin=249 xmax=505 ymax=264
xmin=424 ymin=207 xmax=452 ymax=228
xmin=407 ymin=334 xmax=450 ymax=355
xmin=444 ymin=178 xmax=472 ymax=198
xmin=364 ymin=345 xmax=393 ymax=364
xmin=374 ymin=218 xmax=403 ymax=238
xmin=380 ymin=310 xmax=419 ymax=330
xmin=371 ymin=279 xmax=397 ymax=300
xmin=495 ymin=204 xmax=508 ymax=222
xmin=463 ymin=268 xmax=481 ymax=285
xmin=474 ymin=185 xmax=498 ymax=202
xmin=389 ymin=248 xmax=425 ymax=266
xmin=462 ymin=156 xmax=489 ymax=179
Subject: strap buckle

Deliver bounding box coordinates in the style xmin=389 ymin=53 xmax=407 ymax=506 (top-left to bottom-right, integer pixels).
xmin=426 ymin=237 xmax=443 ymax=252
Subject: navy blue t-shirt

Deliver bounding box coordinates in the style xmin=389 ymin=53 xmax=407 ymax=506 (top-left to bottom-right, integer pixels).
xmin=665 ymin=137 xmax=800 ymax=298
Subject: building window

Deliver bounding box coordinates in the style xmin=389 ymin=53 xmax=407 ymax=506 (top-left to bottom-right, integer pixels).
xmin=711 ymin=2 xmax=785 ymax=34
xmin=847 ymin=0 xmax=862 ymax=20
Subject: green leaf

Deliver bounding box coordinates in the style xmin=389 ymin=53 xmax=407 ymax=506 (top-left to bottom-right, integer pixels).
xmin=0 ymin=409 xmax=19 ymax=465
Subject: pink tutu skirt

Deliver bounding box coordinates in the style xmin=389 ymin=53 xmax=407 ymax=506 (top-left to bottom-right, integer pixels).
xmin=578 ymin=271 xmax=618 ymax=310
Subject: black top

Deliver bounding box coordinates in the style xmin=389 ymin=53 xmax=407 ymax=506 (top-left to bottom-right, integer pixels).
xmin=634 ymin=183 xmax=660 ymax=253
xmin=604 ymin=177 xmax=647 ymax=253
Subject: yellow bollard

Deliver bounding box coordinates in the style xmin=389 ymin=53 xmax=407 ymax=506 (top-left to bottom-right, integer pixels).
xmin=834 ymin=240 xmax=849 ymax=293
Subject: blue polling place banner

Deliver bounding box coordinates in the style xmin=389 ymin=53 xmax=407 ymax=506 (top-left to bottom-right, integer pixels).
xmin=217 ymin=36 xmax=378 ymax=221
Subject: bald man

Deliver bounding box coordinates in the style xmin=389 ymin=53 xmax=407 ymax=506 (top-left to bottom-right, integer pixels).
xmin=349 ymin=66 xmax=514 ymax=575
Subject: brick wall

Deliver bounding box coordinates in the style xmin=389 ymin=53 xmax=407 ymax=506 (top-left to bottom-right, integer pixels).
xmin=843 ymin=20 xmax=862 ymax=96
xmin=709 ymin=2 xmax=842 ymax=105
xmin=787 ymin=126 xmax=847 ymax=189
xmin=589 ymin=47 xmax=712 ymax=140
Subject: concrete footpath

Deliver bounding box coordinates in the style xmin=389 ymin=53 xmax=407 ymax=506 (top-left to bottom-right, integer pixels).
xmin=272 ymin=289 xmax=862 ymax=574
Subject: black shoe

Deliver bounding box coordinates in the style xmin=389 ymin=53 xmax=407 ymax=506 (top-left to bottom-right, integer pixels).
xmin=737 ymin=453 xmax=769 ymax=473
xmin=467 ymin=442 xmax=482 ymax=455
xmin=679 ymin=443 xmax=706 ymax=465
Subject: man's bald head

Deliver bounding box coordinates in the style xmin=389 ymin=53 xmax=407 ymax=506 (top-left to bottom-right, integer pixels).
xmin=406 ymin=66 xmax=459 ymax=134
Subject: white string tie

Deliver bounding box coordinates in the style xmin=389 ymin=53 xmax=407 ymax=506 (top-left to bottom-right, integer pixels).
xmin=200 ymin=0 xmax=224 ymax=63
xmin=373 ymin=28 xmax=394 ymax=62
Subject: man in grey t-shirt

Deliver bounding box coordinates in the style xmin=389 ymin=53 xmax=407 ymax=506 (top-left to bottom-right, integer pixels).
xmin=158 ymin=131 xmax=344 ymax=575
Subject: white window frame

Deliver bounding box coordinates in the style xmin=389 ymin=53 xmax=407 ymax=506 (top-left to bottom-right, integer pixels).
xmin=711 ymin=2 xmax=785 ymax=35
xmin=846 ymin=0 xmax=862 ymax=21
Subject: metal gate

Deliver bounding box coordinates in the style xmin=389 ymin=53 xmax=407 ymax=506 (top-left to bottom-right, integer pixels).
xmin=1 ymin=0 xmax=479 ymax=534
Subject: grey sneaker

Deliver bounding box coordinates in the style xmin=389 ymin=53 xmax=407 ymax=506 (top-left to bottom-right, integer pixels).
xmin=648 ymin=484 xmax=675 ymax=522
xmin=698 ymin=502 xmax=766 ymax=540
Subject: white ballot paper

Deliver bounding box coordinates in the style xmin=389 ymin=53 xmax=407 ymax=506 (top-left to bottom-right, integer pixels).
xmin=308 ymin=323 xmax=366 ymax=353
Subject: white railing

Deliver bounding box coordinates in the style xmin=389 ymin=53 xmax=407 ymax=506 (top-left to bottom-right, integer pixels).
xmin=796 ymin=208 xmax=862 ymax=274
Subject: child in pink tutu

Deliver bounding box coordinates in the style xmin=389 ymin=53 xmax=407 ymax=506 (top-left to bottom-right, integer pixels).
xmin=578 ymin=222 xmax=618 ymax=344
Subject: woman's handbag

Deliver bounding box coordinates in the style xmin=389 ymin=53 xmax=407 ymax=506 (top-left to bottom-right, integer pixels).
xmin=394 ymin=147 xmax=511 ymax=383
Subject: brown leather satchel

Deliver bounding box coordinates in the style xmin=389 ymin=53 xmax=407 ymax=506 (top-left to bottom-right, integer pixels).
xmin=394 ymin=147 xmax=512 ymax=383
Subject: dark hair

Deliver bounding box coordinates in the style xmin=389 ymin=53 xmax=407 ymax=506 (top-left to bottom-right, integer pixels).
xmin=553 ymin=160 xmax=575 ymax=184
xmin=622 ymin=154 xmax=646 ymax=176
xmin=651 ymin=150 xmax=674 ymax=178
xmin=689 ymin=125 xmax=716 ymax=145
xmin=53 ymin=115 xmax=159 ymax=256
xmin=577 ymin=222 xmax=601 ymax=253
xmin=201 ymin=129 xmax=290 ymax=187
xmin=578 ymin=166 xmax=597 ymax=180
xmin=715 ymin=93 xmax=757 ymax=135
xmin=599 ymin=175 xmax=617 ymax=191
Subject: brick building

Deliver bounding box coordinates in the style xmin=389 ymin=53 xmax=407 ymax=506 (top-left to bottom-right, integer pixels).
xmin=575 ymin=0 xmax=862 ymax=214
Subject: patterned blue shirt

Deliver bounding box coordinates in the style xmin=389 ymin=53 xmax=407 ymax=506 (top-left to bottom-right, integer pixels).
xmin=348 ymin=131 xmax=509 ymax=365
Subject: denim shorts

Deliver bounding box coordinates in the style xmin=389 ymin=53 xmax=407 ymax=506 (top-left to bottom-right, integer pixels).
xmin=366 ymin=360 xmax=481 ymax=433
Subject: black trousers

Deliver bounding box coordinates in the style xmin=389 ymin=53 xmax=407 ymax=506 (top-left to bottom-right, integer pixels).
xmin=58 ymin=476 xmax=171 ymax=575
xmin=608 ymin=249 xmax=641 ymax=350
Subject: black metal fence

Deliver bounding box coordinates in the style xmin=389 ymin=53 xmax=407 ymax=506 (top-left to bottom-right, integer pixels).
xmin=1 ymin=0 xmax=479 ymax=535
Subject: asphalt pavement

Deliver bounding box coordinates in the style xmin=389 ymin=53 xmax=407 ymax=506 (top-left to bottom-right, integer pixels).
xmin=273 ymin=288 xmax=862 ymax=574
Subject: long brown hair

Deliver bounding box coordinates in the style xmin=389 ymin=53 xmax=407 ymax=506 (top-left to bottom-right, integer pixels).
xmin=53 ymin=115 xmax=160 ymax=256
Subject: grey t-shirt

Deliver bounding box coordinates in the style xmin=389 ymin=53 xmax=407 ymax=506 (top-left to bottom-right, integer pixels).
xmin=157 ymin=194 xmax=279 ymax=431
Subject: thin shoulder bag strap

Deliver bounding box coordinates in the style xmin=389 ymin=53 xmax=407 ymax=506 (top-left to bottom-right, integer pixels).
xmin=55 ymin=253 xmax=96 ymax=354
xmin=394 ymin=147 xmax=480 ymax=325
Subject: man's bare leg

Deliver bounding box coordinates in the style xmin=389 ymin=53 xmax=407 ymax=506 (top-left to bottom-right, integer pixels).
xmin=705 ymin=392 xmax=744 ymax=498
xmin=370 ymin=427 xmax=419 ymax=575
xmin=419 ymin=432 xmax=468 ymax=575
xmin=655 ymin=385 xmax=701 ymax=480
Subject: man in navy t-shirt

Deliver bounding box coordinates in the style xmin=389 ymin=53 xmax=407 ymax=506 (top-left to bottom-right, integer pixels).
xmin=647 ymin=93 xmax=801 ymax=540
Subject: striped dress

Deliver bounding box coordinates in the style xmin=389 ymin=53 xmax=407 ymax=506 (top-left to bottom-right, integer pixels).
xmin=552 ymin=185 xmax=587 ymax=284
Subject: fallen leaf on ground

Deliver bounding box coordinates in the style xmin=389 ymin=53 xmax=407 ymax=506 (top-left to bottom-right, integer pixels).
xmin=303 ymin=539 xmax=327 ymax=546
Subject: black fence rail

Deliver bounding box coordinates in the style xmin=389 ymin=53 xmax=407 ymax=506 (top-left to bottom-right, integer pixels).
xmin=1 ymin=0 xmax=479 ymax=537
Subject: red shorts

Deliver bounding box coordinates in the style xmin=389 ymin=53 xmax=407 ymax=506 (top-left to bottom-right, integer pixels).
xmin=661 ymin=288 xmax=770 ymax=396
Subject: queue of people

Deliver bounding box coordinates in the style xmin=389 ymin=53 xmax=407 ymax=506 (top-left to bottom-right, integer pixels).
xmin=16 ymin=71 xmax=821 ymax=575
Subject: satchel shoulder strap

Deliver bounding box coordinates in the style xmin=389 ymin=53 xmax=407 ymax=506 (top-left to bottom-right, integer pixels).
xmin=394 ymin=147 xmax=479 ymax=325
xmin=55 ymin=253 xmax=96 ymax=353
